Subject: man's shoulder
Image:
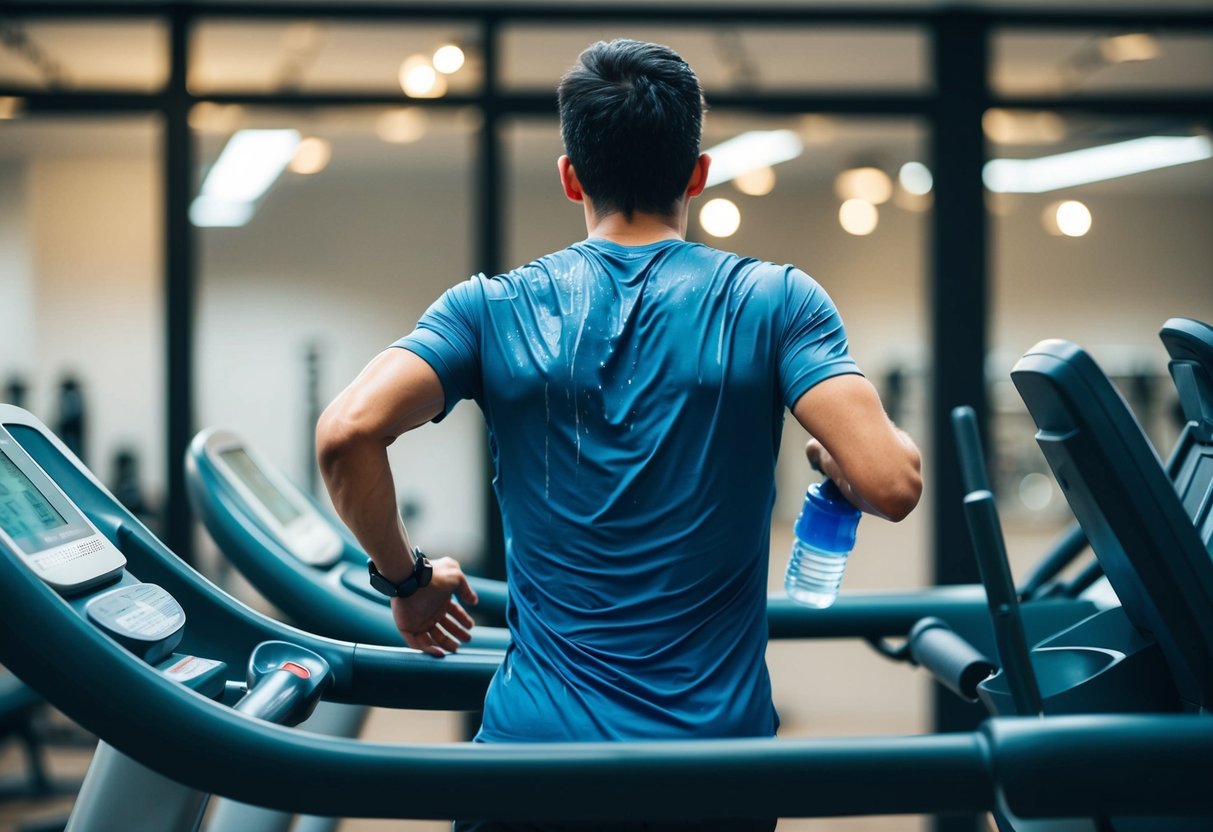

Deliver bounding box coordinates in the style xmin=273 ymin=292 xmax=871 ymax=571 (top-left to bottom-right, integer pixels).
xmin=686 ymin=243 xmax=804 ymax=277
xmin=480 ymin=245 xmax=585 ymax=291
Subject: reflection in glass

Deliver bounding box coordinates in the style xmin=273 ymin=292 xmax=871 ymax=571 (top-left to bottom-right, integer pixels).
xmin=0 ymin=18 xmax=167 ymax=91
xmin=189 ymin=21 xmax=482 ymax=95
xmin=193 ymin=106 xmax=485 ymax=568
xmin=0 ymin=116 xmax=164 ymax=524
xmin=993 ymin=30 xmax=1213 ymax=95
xmin=989 ymin=113 xmax=1213 ymax=544
xmin=500 ymin=25 xmax=927 ymax=92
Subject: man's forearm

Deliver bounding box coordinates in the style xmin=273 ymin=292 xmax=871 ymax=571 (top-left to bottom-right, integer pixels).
xmin=318 ymin=433 xmax=415 ymax=583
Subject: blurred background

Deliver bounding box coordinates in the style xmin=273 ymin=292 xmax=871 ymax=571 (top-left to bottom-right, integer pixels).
xmin=0 ymin=1 xmax=1211 ymax=830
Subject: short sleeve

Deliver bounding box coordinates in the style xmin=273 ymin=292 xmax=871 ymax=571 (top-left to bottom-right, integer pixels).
xmin=778 ymin=267 xmax=861 ymax=408
xmin=393 ymin=278 xmax=484 ymax=421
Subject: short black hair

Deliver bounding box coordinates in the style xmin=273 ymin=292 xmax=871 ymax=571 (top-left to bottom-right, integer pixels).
xmin=557 ymin=39 xmax=704 ymax=220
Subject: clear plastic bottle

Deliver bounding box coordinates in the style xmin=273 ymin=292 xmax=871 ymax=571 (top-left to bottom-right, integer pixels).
xmin=784 ymin=479 xmax=862 ymax=608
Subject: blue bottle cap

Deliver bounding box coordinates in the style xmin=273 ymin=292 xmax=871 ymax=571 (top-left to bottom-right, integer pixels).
xmin=793 ymin=479 xmax=862 ymax=554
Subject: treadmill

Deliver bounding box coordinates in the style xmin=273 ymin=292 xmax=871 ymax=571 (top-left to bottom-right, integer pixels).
xmin=2 ymin=403 xmax=1211 ymax=828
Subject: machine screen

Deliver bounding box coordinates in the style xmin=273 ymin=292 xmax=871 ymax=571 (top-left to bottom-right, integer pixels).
xmin=0 ymin=449 xmax=75 ymax=554
xmin=0 ymin=446 xmax=93 ymax=557
xmin=219 ymin=448 xmax=303 ymax=526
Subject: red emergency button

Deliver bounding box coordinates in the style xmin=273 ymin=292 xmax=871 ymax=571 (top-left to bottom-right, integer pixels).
xmin=280 ymin=661 xmax=311 ymax=679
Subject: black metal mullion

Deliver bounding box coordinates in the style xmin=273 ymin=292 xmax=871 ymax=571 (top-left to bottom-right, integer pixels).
xmin=163 ymin=6 xmax=195 ymax=563
xmin=478 ymin=15 xmax=507 ymax=586
xmin=929 ymin=11 xmax=991 ymax=832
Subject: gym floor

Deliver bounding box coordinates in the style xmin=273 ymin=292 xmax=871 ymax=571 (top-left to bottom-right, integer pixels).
xmin=3 ymin=512 xmax=1047 ymax=831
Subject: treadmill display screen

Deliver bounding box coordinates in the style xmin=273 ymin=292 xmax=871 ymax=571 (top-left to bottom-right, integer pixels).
xmin=219 ymin=448 xmax=303 ymax=526
xmin=0 ymin=449 xmax=70 ymax=554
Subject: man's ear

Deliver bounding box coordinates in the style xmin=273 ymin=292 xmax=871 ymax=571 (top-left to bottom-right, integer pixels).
xmin=558 ymin=155 xmax=584 ymax=203
xmin=686 ymin=153 xmax=711 ymax=198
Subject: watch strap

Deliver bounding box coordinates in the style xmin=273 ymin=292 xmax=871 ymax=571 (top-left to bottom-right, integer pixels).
xmin=367 ymin=548 xmax=433 ymax=598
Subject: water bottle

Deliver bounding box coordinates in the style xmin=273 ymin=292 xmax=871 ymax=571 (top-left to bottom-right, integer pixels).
xmin=784 ymin=479 xmax=862 ymax=608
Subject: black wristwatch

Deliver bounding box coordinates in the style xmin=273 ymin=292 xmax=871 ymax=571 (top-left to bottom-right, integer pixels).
xmin=367 ymin=549 xmax=433 ymax=598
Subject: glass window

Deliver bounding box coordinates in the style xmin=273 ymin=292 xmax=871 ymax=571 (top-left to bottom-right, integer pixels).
xmin=0 ymin=18 xmax=167 ymax=92
xmin=993 ymin=29 xmax=1213 ymax=96
xmin=0 ymin=115 xmax=164 ymax=527
xmin=501 ymin=25 xmax=928 ymax=92
xmin=988 ymin=112 xmax=1213 ymax=562
xmin=193 ymin=104 xmax=486 ymax=570
xmin=189 ymin=20 xmax=482 ymax=96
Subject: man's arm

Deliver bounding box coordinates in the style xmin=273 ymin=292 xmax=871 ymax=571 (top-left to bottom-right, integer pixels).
xmin=792 ymin=374 xmax=922 ymax=522
xmin=316 ymin=347 xmax=478 ymax=656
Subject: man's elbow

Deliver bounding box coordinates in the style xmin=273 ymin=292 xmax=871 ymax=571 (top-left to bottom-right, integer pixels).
xmin=875 ymin=473 xmax=922 ymax=522
xmin=866 ymin=457 xmax=923 ymax=523
xmin=315 ymin=403 xmax=363 ymax=478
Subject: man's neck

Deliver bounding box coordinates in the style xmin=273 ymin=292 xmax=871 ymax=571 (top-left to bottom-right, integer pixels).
xmin=584 ymin=207 xmax=686 ymax=246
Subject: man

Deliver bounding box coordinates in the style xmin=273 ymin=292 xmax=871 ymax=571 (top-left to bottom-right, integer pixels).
xmin=317 ymin=38 xmax=922 ymax=830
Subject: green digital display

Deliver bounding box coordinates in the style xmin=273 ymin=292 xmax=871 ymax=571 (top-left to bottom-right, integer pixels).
xmin=219 ymin=448 xmax=303 ymax=526
xmin=0 ymin=449 xmax=68 ymax=553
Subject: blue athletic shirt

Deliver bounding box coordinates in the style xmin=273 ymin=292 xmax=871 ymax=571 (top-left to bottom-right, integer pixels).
xmin=396 ymin=237 xmax=859 ymax=742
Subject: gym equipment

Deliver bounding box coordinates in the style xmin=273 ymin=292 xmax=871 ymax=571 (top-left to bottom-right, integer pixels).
xmin=187 ymin=428 xmax=510 ymax=650
xmin=188 ymin=427 xmax=1099 ymax=662
xmin=952 ymin=406 xmax=1044 ymax=717
xmin=3 ymin=402 xmax=1212 ymax=826
xmin=1013 ymin=337 xmax=1213 ymax=711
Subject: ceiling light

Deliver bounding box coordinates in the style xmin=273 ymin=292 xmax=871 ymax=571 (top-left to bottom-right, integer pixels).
xmin=192 ymin=129 xmax=300 ymax=227
xmin=1099 ymin=33 xmax=1160 ymax=64
xmin=898 ymin=162 xmax=933 ymax=196
xmin=199 ymin=129 xmax=299 ymax=203
xmin=839 ymin=199 xmax=878 ymax=236
xmin=0 ymin=96 xmax=24 ymax=120
xmin=433 ymin=44 xmax=466 ymax=75
xmin=699 ymin=198 xmax=740 ymax=238
xmin=733 ymin=166 xmax=776 ymax=197
xmin=400 ymin=55 xmax=447 ymax=98
xmin=289 ymin=137 xmax=331 ymax=175
xmin=376 ymin=107 xmax=427 ymax=144
xmin=190 ymin=197 xmax=254 ymax=228
xmin=983 ymin=135 xmax=1213 ymax=193
xmin=704 ymin=130 xmax=802 ymax=188
xmin=1044 ymin=200 xmax=1092 ymax=238
xmin=835 ymin=166 xmax=892 ymax=205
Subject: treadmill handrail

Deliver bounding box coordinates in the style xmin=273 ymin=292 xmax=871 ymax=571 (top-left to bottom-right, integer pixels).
xmin=1 ymin=407 xmax=501 ymax=712
xmin=6 ymin=540 xmax=1213 ymax=821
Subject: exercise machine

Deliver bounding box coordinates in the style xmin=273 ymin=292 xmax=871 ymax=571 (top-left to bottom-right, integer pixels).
xmin=2 ymin=403 xmax=1212 ymax=826
xmin=186 ymin=428 xmax=508 ymax=649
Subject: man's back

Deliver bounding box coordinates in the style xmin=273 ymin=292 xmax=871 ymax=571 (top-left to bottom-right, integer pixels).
xmin=316 ymin=38 xmax=919 ymax=831
xmin=400 ymin=237 xmax=859 ymax=741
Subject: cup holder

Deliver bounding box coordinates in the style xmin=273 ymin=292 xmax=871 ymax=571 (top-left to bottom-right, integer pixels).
xmin=1029 ymin=647 xmax=1120 ymax=697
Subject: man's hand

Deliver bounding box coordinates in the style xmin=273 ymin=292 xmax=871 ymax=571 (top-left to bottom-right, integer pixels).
xmin=391 ymin=556 xmax=480 ymax=657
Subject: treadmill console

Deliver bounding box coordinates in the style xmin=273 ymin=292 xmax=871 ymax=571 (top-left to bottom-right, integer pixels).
xmin=203 ymin=432 xmax=342 ymax=567
xmin=0 ymin=425 xmax=125 ymax=594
